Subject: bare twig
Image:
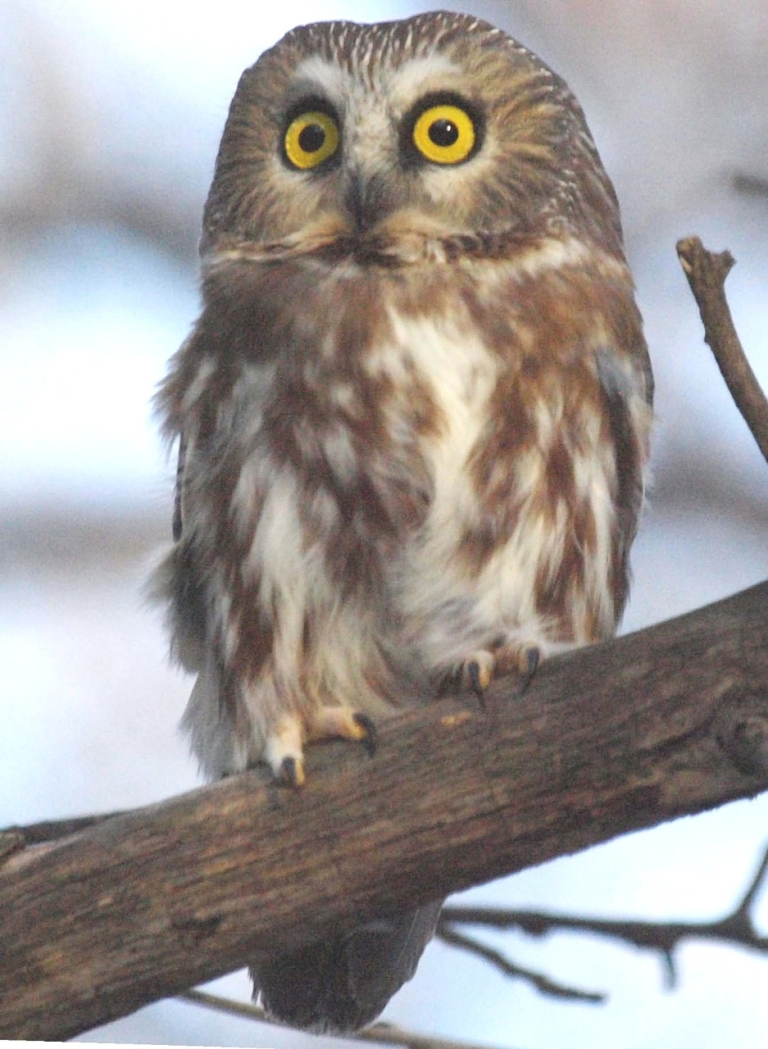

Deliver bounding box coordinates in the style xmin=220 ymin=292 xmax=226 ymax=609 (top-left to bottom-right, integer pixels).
xmin=440 ymin=842 xmax=768 ymax=995
xmin=437 ymin=925 xmax=604 ymax=1003
xmin=179 ymin=988 xmax=268 ymax=1023
xmin=676 ymin=236 xmax=768 ymax=463
xmin=733 ymin=842 xmax=768 ymax=917
xmin=180 ymin=988 xmax=513 ymax=1049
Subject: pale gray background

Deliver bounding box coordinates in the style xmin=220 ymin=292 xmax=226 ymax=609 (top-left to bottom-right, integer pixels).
xmin=2 ymin=2 xmax=768 ymax=1047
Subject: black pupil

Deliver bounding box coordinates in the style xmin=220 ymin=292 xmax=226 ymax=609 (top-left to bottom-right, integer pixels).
xmin=429 ymin=118 xmax=459 ymax=147
xmin=299 ymin=123 xmax=326 ymax=153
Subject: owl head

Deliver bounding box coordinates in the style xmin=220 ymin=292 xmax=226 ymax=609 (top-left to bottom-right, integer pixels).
xmin=201 ymin=11 xmax=623 ymax=257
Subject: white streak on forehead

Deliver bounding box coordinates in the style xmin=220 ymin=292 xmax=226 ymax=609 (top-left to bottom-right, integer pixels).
xmin=291 ymin=55 xmax=348 ymax=104
xmin=386 ymin=54 xmax=463 ymax=106
xmin=291 ymin=52 xmax=463 ymax=109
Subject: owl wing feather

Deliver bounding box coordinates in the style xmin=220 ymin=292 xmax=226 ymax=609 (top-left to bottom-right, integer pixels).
xmin=171 ymin=434 xmax=186 ymax=542
xmin=595 ymin=346 xmax=653 ymax=610
xmin=151 ymin=433 xmax=207 ymax=677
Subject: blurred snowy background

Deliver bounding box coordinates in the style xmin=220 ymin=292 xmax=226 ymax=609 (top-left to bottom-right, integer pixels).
xmin=2 ymin=1 xmax=768 ymax=1046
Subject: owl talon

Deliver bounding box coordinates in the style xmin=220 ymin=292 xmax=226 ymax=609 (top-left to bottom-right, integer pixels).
xmin=265 ymin=714 xmax=306 ymax=787
xmin=457 ymin=650 xmax=495 ymax=705
xmin=456 ymin=642 xmax=543 ymax=703
xmin=307 ymin=706 xmax=378 ymax=756
xmin=264 ymin=707 xmax=377 ymax=784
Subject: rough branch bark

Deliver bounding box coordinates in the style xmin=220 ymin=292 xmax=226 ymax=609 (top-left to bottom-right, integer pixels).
xmin=2 ymin=581 xmax=768 ymax=1040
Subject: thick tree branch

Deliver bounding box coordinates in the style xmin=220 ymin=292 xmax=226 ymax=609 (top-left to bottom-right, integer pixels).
xmin=2 ymin=581 xmax=768 ymax=1040
xmin=677 ymin=235 xmax=768 ymax=462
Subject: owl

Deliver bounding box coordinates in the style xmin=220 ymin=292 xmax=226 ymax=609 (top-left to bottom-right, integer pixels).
xmin=152 ymin=9 xmax=653 ymax=1034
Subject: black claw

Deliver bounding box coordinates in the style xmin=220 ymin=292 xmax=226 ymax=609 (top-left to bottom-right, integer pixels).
xmin=467 ymin=661 xmax=486 ymax=708
xmin=280 ymin=756 xmax=301 ymax=788
xmin=353 ymin=712 xmax=377 ymax=757
xmin=521 ymin=647 xmax=541 ymax=691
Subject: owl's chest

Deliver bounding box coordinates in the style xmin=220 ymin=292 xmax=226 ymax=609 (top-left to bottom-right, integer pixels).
xmin=265 ymin=283 xmax=501 ymax=530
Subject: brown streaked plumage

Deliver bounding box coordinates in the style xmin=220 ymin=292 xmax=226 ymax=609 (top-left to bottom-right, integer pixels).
xmin=151 ymin=10 xmax=653 ymax=1034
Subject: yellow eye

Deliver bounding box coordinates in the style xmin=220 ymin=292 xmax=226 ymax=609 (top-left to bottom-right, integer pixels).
xmin=412 ymin=103 xmax=476 ymax=165
xmin=283 ymin=110 xmax=340 ymax=170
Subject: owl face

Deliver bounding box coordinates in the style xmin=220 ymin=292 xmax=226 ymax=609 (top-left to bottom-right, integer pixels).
xmin=202 ymin=12 xmax=622 ymax=255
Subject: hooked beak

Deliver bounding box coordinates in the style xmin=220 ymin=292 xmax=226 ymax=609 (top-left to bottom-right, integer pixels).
xmin=344 ymin=168 xmax=393 ymax=234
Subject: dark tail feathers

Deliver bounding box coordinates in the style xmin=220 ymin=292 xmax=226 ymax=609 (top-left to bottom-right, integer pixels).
xmin=250 ymin=900 xmax=443 ymax=1033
